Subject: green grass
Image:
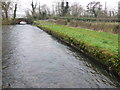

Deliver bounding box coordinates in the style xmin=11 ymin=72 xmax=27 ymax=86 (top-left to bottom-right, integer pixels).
xmin=35 ymin=21 xmax=118 ymax=54
xmin=34 ymin=20 xmax=119 ymax=75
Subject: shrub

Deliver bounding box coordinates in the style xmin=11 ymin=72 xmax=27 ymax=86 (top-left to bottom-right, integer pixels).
xmin=56 ymin=19 xmax=67 ymax=25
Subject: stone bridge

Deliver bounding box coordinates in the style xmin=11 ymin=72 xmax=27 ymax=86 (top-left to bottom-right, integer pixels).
xmin=14 ymin=18 xmax=33 ymax=24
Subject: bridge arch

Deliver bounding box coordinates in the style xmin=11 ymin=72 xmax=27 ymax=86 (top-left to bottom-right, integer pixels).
xmin=14 ymin=18 xmax=33 ymax=24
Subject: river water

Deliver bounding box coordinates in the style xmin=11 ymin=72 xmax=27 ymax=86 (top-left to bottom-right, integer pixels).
xmin=2 ymin=25 xmax=120 ymax=88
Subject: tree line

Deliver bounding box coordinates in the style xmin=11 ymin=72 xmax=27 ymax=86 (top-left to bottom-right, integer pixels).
xmin=1 ymin=0 xmax=120 ymax=21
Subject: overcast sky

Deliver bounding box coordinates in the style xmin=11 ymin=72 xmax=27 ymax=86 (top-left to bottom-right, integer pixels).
xmin=17 ymin=0 xmax=119 ymax=16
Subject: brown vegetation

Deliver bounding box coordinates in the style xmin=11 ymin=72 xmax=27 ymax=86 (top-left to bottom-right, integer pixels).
xmin=69 ymin=21 xmax=120 ymax=34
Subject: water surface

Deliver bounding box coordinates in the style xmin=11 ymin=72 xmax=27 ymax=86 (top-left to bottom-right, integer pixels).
xmin=2 ymin=25 xmax=120 ymax=88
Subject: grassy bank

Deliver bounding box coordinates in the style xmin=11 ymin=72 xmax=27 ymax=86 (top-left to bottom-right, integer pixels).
xmin=34 ymin=20 xmax=119 ymax=76
xmin=2 ymin=19 xmax=13 ymax=25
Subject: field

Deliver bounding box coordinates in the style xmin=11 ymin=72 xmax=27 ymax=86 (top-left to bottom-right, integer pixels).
xmin=34 ymin=20 xmax=119 ymax=76
xmin=69 ymin=21 xmax=119 ymax=34
xmin=53 ymin=19 xmax=120 ymax=34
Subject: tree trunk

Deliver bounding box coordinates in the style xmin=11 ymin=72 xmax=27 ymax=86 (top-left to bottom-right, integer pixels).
xmin=5 ymin=10 xmax=8 ymax=19
xmin=13 ymin=4 xmax=17 ymax=20
xmin=93 ymin=8 xmax=97 ymax=17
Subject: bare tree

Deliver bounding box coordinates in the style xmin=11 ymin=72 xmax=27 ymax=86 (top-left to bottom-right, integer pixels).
xmin=25 ymin=9 xmax=32 ymax=19
xmin=118 ymin=1 xmax=120 ymax=18
xmin=1 ymin=1 xmax=12 ymax=19
xmin=101 ymin=2 xmax=108 ymax=17
xmin=57 ymin=2 xmax=61 ymax=16
xmin=70 ymin=2 xmax=83 ymax=17
xmin=13 ymin=3 xmax=17 ymax=20
xmin=38 ymin=3 xmax=41 ymax=19
xmin=87 ymin=1 xmax=102 ymax=17
xmin=40 ymin=4 xmax=50 ymax=19
xmin=31 ymin=0 xmax=37 ymax=19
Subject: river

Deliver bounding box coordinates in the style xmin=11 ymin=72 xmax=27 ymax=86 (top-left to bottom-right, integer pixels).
xmin=2 ymin=25 xmax=120 ymax=88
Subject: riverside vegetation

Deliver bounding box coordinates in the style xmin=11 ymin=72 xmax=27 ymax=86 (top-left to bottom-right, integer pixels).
xmin=34 ymin=20 xmax=119 ymax=76
xmin=54 ymin=19 xmax=120 ymax=34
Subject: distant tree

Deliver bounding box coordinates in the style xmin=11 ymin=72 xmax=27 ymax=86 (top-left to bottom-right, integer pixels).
xmin=112 ymin=11 xmax=115 ymax=16
xmin=109 ymin=11 xmax=112 ymax=17
xmin=61 ymin=1 xmax=69 ymax=16
xmin=25 ymin=2 xmax=50 ymax=20
xmin=36 ymin=4 xmax=50 ymax=19
xmin=87 ymin=1 xmax=102 ymax=17
xmin=1 ymin=1 xmax=12 ymax=19
xmin=70 ymin=2 xmax=84 ymax=17
xmin=118 ymin=1 xmax=120 ymax=18
xmin=13 ymin=3 xmax=17 ymax=20
xmin=61 ymin=2 xmax=64 ymax=16
xmin=102 ymin=2 xmax=108 ymax=17
xmin=65 ymin=2 xmax=69 ymax=15
xmin=57 ymin=2 xmax=61 ymax=16
xmin=25 ymin=9 xmax=32 ymax=19
xmin=108 ymin=10 xmax=117 ymax=17
xmin=31 ymin=0 xmax=37 ymax=19
xmin=38 ymin=3 xmax=41 ymax=19
xmin=53 ymin=2 xmax=60 ymax=16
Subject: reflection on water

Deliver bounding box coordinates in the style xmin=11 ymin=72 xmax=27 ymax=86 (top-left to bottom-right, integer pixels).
xmin=2 ymin=25 xmax=120 ymax=88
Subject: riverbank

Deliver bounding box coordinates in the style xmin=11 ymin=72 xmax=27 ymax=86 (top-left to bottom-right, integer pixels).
xmin=34 ymin=20 xmax=120 ymax=77
xmin=2 ymin=18 xmax=33 ymax=25
xmin=2 ymin=19 xmax=16 ymax=25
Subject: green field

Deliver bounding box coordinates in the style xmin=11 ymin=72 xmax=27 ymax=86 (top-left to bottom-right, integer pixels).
xmin=35 ymin=20 xmax=119 ymax=75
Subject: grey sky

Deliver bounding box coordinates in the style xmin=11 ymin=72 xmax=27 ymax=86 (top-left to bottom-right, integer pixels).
xmin=17 ymin=0 xmax=119 ymax=16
